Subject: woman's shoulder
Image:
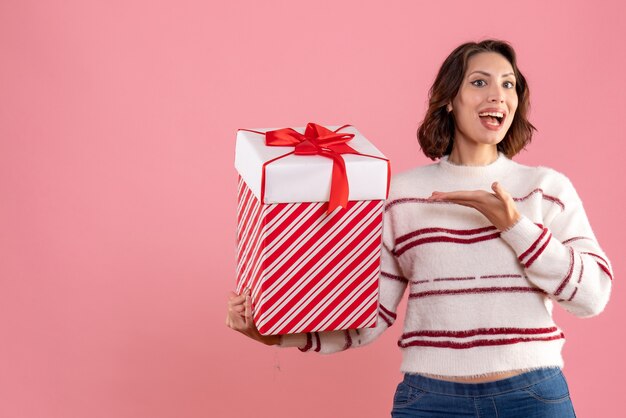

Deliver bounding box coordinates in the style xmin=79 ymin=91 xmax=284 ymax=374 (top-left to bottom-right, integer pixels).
xmin=392 ymin=161 xmax=439 ymax=182
xmin=510 ymin=159 xmax=574 ymax=187
xmin=508 ymin=159 xmax=580 ymax=203
xmin=388 ymin=161 xmax=439 ymax=196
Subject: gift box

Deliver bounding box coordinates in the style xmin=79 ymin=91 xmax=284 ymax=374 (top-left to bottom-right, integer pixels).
xmin=234 ymin=123 xmax=390 ymax=335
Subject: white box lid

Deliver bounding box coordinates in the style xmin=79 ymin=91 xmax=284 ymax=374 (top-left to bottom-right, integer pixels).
xmin=234 ymin=124 xmax=389 ymax=204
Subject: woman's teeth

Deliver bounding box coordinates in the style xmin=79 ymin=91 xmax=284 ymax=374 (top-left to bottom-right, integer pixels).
xmin=479 ymin=111 xmax=504 ymax=126
xmin=479 ymin=111 xmax=504 ymax=118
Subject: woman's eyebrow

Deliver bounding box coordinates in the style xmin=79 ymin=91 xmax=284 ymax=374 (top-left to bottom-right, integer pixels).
xmin=468 ymin=70 xmax=516 ymax=78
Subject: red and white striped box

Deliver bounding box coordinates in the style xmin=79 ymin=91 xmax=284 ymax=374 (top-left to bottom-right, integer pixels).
xmin=235 ymin=124 xmax=390 ymax=335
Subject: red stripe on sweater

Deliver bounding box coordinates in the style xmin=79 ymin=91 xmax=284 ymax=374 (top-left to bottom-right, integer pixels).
xmin=411 ymin=280 xmax=429 ymax=285
xmin=394 ymin=232 xmax=501 ymax=257
xmin=379 ymin=313 xmax=392 ymax=327
xmin=344 ymin=330 xmax=352 ymax=350
xmin=409 ymin=286 xmax=545 ymax=299
xmin=433 ymin=276 xmax=475 ymax=282
xmin=480 ymin=274 xmax=524 ymax=279
xmin=519 ymin=227 xmax=548 ymax=262
xmin=541 ymin=194 xmax=566 ymax=210
xmin=401 ymin=326 xmax=558 ymax=339
xmin=595 ymin=262 xmax=613 ymax=281
xmin=379 ymin=304 xmax=397 ymax=319
xmin=314 ymin=332 xmax=321 ymax=352
xmin=567 ymin=287 xmax=578 ymax=302
xmin=562 ymin=236 xmax=594 ymax=245
xmin=512 ymin=188 xmax=565 ymax=211
xmin=580 ymin=252 xmax=613 ymax=281
xmin=554 ymin=247 xmax=575 ymax=296
xmin=298 ymin=332 xmax=313 ymax=352
xmin=381 ymin=271 xmax=408 ymax=283
xmin=577 ymin=253 xmax=584 ymax=284
xmin=580 ymin=252 xmax=609 ymax=266
xmin=525 ymin=231 xmax=552 ymax=268
xmin=398 ymin=333 xmax=565 ymax=349
xmin=395 ymin=225 xmax=497 ymax=245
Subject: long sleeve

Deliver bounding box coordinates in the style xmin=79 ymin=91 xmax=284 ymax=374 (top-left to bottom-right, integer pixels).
xmin=280 ymin=212 xmax=408 ymax=353
xmin=499 ymin=173 xmax=613 ymax=318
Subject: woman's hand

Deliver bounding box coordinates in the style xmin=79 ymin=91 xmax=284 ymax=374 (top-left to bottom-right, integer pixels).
xmin=226 ymin=288 xmax=281 ymax=346
xmin=428 ymin=181 xmax=521 ymax=231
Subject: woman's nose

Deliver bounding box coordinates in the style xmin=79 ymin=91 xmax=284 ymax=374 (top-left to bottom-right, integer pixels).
xmin=488 ymin=85 xmax=505 ymax=102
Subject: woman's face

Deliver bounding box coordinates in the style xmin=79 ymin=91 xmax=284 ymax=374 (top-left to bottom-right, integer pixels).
xmin=450 ymin=52 xmax=518 ymax=148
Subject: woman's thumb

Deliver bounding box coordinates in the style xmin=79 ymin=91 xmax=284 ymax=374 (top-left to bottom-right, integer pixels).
xmin=492 ymin=181 xmax=505 ymax=198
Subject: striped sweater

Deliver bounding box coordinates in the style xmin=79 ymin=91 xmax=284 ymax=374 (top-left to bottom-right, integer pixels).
xmin=280 ymin=151 xmax=613 ymax=377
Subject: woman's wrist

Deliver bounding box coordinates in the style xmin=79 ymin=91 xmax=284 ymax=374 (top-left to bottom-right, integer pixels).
xmin=500 ymin=211 xmax=522 ymax=233
xmin=259 ymin=334 xmax=281 ymax=346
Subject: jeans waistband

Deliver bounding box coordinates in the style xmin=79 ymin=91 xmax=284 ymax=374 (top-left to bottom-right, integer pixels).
xmin=403 ymin=367 xmax=562 ymax=397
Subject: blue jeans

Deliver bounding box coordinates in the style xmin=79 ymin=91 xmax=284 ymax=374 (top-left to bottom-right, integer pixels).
xmin=391 ymin=367 xmax=577 ymax=417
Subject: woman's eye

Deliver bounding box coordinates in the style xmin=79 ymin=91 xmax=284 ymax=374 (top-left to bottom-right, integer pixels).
xmin=504 ymin=81 xmax=515 ymax=89
xmin=471 ymin=80 xmax=486 ymax=87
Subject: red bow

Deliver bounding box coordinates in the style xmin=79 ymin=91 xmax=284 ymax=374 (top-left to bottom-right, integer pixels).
xmin=264 ymin=123 xmax=357 ymax=213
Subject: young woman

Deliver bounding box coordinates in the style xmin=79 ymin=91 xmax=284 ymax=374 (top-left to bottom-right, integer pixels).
xmin=226 ymin=39 xmax=613 ymax=417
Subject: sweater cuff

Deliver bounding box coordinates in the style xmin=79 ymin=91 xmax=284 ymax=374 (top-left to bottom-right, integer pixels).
xmin=499 ymin=215 xmax=544 ymax=257
xmin=279 ymin=333 xmax=309 ymax=350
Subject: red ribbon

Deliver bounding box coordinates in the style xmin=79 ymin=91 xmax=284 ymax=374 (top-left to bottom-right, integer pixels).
xmin=264 ymin=123 xmax=356 ymax=212
xmin=239 ymin=123 xmax=390 ymax=213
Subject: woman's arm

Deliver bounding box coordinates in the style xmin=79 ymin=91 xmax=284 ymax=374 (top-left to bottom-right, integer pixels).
xmin=498 ymin=173 xmax=613 ymax=317
xmin=429 ymin=175 xmax=613 ymax=318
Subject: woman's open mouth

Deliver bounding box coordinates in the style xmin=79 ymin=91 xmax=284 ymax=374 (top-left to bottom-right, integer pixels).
xmin=478 ymin=111 xmax=505 ymax=131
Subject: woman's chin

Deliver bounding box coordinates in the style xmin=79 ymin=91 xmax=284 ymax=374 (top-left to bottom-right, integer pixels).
xmin=455 ymin=130 xmax=508 ymax=147
xmin=467 ymin=136 xmax=505 ymax=147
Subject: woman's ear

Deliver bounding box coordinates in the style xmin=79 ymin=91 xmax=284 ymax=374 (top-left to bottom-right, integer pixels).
xmin=446 ymin=103 xmax=453 ymax=112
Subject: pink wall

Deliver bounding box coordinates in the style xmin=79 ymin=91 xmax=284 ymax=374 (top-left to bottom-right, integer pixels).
xmin=1 ymin=1 xmax=624 ymax=417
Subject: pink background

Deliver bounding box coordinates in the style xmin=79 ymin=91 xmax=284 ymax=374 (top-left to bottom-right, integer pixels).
xmin=1 ymin=1 xmax=624 ymax=417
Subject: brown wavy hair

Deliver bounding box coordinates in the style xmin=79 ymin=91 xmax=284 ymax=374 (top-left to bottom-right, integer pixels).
xmin=417 ymin=39 xmax=536 ymax=160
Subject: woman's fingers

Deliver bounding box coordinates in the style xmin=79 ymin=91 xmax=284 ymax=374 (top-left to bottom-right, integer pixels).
xmin=431 ymin=195 xmax=480 ymax=209
xmin=228 ymin=295 xmax=245 ymax=308
xmin=226 ymin=313 xmax=240 ymax=329
xmin=227 ymin=289 xmax=251 ymax=330
xmin=432 ymin=189 xmax=503 ymax=207
xmin=244 ymin=295 xmax=252 ymax=327
xmin=228 ymin=289 xmax=250 ymax=306
xmin=427 ymin=183 xmax=520 ymax=231
xmin=430 ymin=190 xmax=489 ymax=202
xmin=492 ymin=182 xmax=512 ymax=202
xmin=430 ymin=190 xmax=481 ymax=199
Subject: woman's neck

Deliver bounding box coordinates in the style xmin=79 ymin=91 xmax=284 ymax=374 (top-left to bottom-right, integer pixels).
xmin=447 ymin=143 xmax=499 ymax=166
